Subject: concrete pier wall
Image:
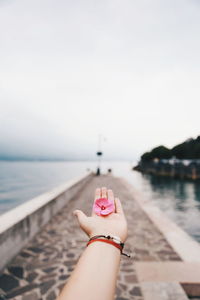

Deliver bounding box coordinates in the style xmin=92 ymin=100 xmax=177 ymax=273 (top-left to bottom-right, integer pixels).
xmin=0 ymin=172 xmax=92 ymax=271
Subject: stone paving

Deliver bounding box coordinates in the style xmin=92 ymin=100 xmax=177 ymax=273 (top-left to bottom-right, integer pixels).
xmin=0 ymin=175 xmax=183 ymax=300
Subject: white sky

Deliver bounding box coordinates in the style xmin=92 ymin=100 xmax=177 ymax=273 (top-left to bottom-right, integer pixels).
xmin=0 ymin=0 xmax=200 ymax=160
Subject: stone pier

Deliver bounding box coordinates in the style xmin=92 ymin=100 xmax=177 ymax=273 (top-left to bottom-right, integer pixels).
xmin=0 ymin=175 xmax=200 ymax=300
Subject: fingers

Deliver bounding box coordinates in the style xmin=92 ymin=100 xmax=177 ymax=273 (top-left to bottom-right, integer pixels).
xmin=108 ymin=189 xmax=116 ymax=213
xmin=95 ymin=188 xmax=101 ymax=200
xmin=107 ymin=189 xmax=114 ymax=201
xmin=115 ymin=197 xmax=125 ymax=216
xmin=73 ymin=210 xmax=91 ymax=237
xmin=101 ymin=187 xmax=107 ymax=198
xmin=94 ymin=187 xmax=112 ymax=200
xmin=73 ymin=209 xmax=87 ymax=225
xmin=92 ymin=188 xmax=101 ymax=216
xmin=92 ymin=187 xmax=109 ymax=216
xmin=92 ymin=187 xmax=117 ymax=216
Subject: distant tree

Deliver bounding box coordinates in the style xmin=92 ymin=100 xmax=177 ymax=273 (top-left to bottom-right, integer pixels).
xmin=150 ymin=146 xmax=172 ymax=159
xmin=140 ymin=136 xmax=200 ymax=162
xmin=141 ymin=152 xmax=153 ymax=161
xmin=194 ymin=142 xmax=200 ymax=159
xmin=171 ymin=138 xmax=198 ymax=159
xmin=171 ymin=143 xmax=188 ymax=159
xmin=194 ymin=136 xmax=200 ymax=158
xmin=141 ymin=146 xmax=172 ymax=161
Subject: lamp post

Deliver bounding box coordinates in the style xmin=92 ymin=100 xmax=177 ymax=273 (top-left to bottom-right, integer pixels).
xmin=96 ymin=134 xmax=103 ymax=176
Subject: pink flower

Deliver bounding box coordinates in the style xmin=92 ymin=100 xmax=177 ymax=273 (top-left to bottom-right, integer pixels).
xmin=93 ymin=197 xmax=115 ymax=216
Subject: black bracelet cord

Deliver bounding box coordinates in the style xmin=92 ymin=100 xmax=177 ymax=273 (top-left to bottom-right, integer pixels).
xmin=89 ymin=235 xmax=124 ymax=248
xmin=88 ymin=235 xmax=131 ymax=258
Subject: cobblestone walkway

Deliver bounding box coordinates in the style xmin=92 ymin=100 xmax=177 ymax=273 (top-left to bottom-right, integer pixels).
xmin=0 ymin=175 xmax=182 ymax=300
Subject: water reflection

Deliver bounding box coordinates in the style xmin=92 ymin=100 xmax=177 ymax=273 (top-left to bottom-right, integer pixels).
xmin=104 ymin=162 xmax=200 ymax=243
xmin=138 ymin=173 xmax=200 ymax=243
xmin=145 ymin=175 xmax=199 ymax=202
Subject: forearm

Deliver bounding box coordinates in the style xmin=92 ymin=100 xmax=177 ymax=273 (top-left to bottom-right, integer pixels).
xmin=57 ymin=241 xmax=121 ymax=300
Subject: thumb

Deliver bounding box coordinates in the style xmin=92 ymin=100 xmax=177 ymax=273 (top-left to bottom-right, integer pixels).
xmin=73 ymin=209 xmax=87 ymax=226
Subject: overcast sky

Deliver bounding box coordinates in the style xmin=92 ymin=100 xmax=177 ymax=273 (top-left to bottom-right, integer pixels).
xmin=0 ymin=0 xmax=200 ymax=161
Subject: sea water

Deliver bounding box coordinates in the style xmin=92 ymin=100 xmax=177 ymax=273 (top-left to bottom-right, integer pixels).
xmin=0 ymin=160 xmax=200 ymax=243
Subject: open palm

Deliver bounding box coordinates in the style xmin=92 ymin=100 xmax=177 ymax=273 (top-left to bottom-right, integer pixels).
xmin=73 ymin=187 xmax=128 ymax=243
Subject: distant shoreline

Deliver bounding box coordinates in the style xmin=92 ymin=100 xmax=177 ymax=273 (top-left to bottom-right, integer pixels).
xmin=0 ymin=158 xmax=70 ymax=162
xmin=0 ymin=158 xmax=75 ymax=162
xmin=134 ymin=159 xmax=200 ymax=181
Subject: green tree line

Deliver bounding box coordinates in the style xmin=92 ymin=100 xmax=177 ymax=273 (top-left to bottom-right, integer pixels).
xmin=141 ymin=136 xmax=200 ymax=161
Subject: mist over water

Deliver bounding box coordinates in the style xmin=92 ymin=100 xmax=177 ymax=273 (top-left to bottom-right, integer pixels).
xmin=0 ymin=160 xmax=200 ymax=243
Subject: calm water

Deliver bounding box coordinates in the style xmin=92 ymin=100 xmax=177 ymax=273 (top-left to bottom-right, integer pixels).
xmin=0 ymin=161 xmax=200 ymax=243
xmin=0 ymin=161 xmax=94 ymax=214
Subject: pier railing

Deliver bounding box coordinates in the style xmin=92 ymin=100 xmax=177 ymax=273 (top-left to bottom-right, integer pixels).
xmin=0 ymin=172 xmax=92 ymax=271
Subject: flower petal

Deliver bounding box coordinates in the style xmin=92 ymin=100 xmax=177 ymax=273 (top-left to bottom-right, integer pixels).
xmin=107 ymin=199 xmax=114 ymax=205
xmin=100 ymin=209 xmax=112 ymax=215
xmin=106 ymin=203 xmax=115 ymax=208
xmin=93 ymin=204 xmax=102 ymax=215
xmin=93 ymin=198 xmax=115 ymax=216
xmin=95 ymin=198 xmax=108 ymax=206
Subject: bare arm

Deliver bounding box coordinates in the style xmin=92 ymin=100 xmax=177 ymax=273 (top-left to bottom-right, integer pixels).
xmin=57 ymin=187 xmax=128 ymax=300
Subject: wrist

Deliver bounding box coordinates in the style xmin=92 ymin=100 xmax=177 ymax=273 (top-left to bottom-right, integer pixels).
xmin=87 ymin=238 xmax=121 ymax=256
xmin=87 ymin=234 xmax=131 ymax=258
xmin=89 ymin=232 xmax=127 ymax=243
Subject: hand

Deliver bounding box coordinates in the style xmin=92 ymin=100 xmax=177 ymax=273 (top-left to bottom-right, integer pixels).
xmin=73 ymin=187 xmax=128 ymax=243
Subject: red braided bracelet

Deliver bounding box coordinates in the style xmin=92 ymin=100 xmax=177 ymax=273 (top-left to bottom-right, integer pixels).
xmin=87 ymin=238 xmax=123 ymax=253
